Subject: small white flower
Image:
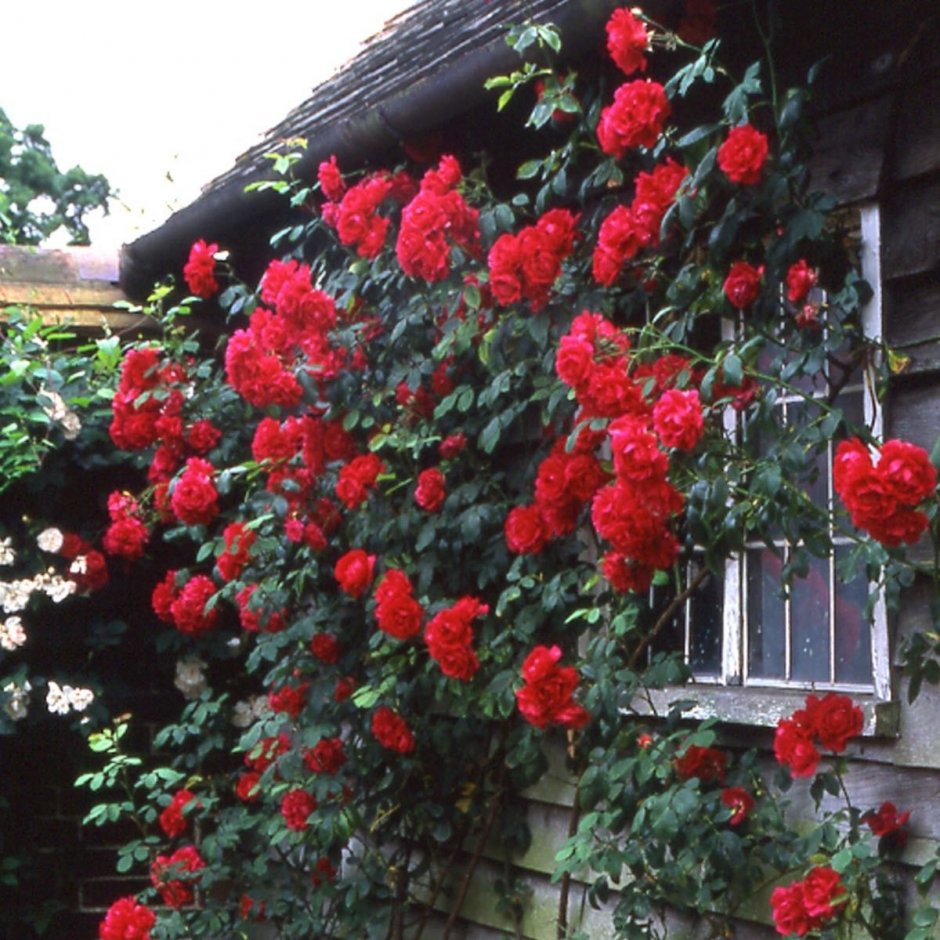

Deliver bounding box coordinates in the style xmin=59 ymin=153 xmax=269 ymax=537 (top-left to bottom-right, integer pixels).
xmin=0 ymin=579 xmax=35 ymax=613
xmin=46 ymin=680 xmax=70 ymax=715
xmin=0 ymin=615 xmax=26 ymax=651
xmin=43 ymin=575 xmax=77 ymax=603
xmin=69 ymin=555 xmax=88 ymax=576
xmin=231 ymin=699 xmax=255 ymax=728
xmin=67 ymin=686 xmax=94 ymax=712
xmin=37 ymin=528 xmax=64 ymax=553
xmin=0 ymin=538 xmax=15 ymax=566
xmin=174 ymin=656 xmax=208 ymax=699
xmin=3 ymin=680 xmax=31 ymax=721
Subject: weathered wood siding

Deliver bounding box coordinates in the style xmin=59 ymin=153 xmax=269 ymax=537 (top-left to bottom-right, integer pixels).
xmin=442 ymin=26 xmax=940 ymax=940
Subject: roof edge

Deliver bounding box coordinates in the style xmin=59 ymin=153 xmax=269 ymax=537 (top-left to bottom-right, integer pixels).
xmin=119 ymin=0 xmax=621 ymax=300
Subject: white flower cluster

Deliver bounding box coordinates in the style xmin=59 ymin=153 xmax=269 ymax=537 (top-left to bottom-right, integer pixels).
xmin=36 ymin=527 xmax=64 ymax=553
xmin=231 ymin=695 xmax=268 ymax=728
xmin=0 ymin=615 xmax=26 ymax=651
xmin=0 ymin=538 xmax=15 ymax=567
xmin=39 ymin=387 xmax=82 ymax=441
xmin=45 ymin=680 xmax=94 ymax=715
xmin=174 ymin=656 xmax=208 ymax=699
xmin=0 ymin=569 xmax=77 ymax=613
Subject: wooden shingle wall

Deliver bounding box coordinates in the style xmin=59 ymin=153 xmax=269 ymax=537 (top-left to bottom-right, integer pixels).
xmin=435 ymin=27 xmax=940 ymax=940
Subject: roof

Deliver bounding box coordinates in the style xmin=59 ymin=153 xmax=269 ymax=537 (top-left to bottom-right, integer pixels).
xmin=119 ymin=0 xmax=622 ymax=298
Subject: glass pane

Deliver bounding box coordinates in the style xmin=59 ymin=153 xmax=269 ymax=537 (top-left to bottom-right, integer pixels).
xmin=788 ymin=399 xmax=829 ymax=509
xmin=747 ymin=549 xmax=786 ymax=679
xmin=834 ymin=545 xmax=873 ymax=685
xmin=790 ymin=553 xmax=831 ymax=683
xmin=649 ymin=584 xmax=683 ymax=659
xmin=688 ymin=565 xmax=722 ymax=675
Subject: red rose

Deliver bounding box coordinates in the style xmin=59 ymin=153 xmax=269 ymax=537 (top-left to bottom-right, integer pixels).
xmin=605 ymin=7 xmax=650 ymax=75
xmin=280 ymin=789 xmax=317 ymax=831
xmin=371 ymin=706 xmax=415 ymax=753
xmin=158 ymin=788 xmax=197 ymax=839
xmin=770 ymin=882 xmax=812 ymax=937
xmin=303 ymin=737 xmax=346 ymax=775
xmin=773 ymin=717 xmax=819 ymax=778
xmin=862 ymin=800 xmax=911 ymax=843
xmin=99 ymin=896 xmax=156 ymax=940
xmin=170 ymin=457 xmax=219 ymax=526
xmin=217 ymin=522 xmax=255 ymax=582
xmin=150 ymin=845 xmax=205 ymax=908
xmin=334 ymin=548 xmax=376 ymax=599
xmin=800 ymin=866 xmax=846 ymax=920
xmin=268 ymin=682 xmax=309 ymax=720
xmin=439 ymin=433 xmax=467 ymax=460
xmin=723 ymin=261 xmax=763 ymax=309
xmin=674 ymin=744 xmax=727 ymax=784
xmin=785 ymin=259 xmax=817 ymax=304
xmin=415 ymin=467 xmax=446 ymax=512
xmin=170 ymin=575 xmax=218 ymax=637
xmin=720 ymin=786 xmax=755 ymax=825
xmin=597 ymin=80 xmax=671 ymax=157
xmin=183 ymin=239 xmax=219 ymax=298
xmin=504 ymin=504 xmax=548 ymax=554
xmin=877 ymin=439 xmax=937 ymax=505
xmin=653 ymin=388 xmax=704 ymax=451
xmin=374 ymin=569 xmax=424 ymax=640
xmin=310 ymin=633 xmax=342 ymax=664
xmin=318 ymin=154 xmax=345 ymax=202
xmin=515 ymin=645 xmax=590 ymax=730
xmin=235 ymin=771 xmax=261 ymax=803
xmin=103 ymin=515 xmax=149 ymax=560
xmin=803 ymin=692 xmax=863 ymax=753
xmin=602 ymin=551 xmax=654 ymax=593
xmin=717 ymin=124 xmax=769 ymax=185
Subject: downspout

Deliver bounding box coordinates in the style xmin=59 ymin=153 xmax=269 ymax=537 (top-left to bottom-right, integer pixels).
xmin=119 ymin=0 xmax=625 ymax=300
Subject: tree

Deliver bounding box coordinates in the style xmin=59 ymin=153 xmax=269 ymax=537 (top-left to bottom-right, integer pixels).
xmin=0 ymin=107 xmax=111 ymax=245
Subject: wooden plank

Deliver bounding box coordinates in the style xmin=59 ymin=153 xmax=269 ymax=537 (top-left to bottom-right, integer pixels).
xmin=893 ymin=73 xmax=940 ymax=181
xmin=0 ymin=245 xmax=118 ymax=284
xmin=0 ymin=282 xmax=125 ymax=308
xmin=886 ymin=380 xmax=940 ymax=452
xmin=885 ymin=277 xmax=940 ymax=375
xmin=882 ymin=176 xmax=940 ymax=279
xmin=808 ymin=95 xmax=893 ymax=204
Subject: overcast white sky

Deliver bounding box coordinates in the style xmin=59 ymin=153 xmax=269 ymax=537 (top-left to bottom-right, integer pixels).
xmin=4 ymin=0 xmax=411 ymax=249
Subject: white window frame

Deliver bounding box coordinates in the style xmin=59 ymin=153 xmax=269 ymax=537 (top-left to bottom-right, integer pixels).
xmin=647 ymin=205 xmax=896 ymax=733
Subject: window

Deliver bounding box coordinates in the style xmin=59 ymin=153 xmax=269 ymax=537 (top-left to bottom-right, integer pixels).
xmin=653 ymin=206 xmax=892 ymax=721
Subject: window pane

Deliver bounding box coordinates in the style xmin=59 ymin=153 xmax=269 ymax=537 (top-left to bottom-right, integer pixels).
xmin=834 ymin=545 xmax=873 ymax=685
xmin=788 ymin=399 xmax=829 ymax=508
xmin=790 ymin=553 xmax=831 ymax=683
xmin=688 ymin=566 xmax=722 ymax=675
xmin=747 ymin=549 xmax=786 ymax=679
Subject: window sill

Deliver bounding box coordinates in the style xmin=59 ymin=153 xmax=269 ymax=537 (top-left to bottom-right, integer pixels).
xmin=637 ymin=685 xmax=900 ymax=738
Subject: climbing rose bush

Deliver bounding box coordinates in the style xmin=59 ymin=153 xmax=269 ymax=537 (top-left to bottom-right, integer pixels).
xmin=73 ymin=6 xmax=940 ymax=940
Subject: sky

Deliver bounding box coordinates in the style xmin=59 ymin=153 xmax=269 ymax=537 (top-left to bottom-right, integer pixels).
xmin=3 ymin=0 xmax=412 ymax=249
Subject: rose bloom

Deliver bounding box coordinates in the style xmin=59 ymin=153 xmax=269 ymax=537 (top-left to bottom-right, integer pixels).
xmin=439 ymin=433 xmax=467 ymax=460
xmin=415 ymin=467 xmax=446 ymax=512
xmin=371 ymin=706 xmax=415 ymax=753
xmin=98 ymin=896 xmax=156 ymax=940
xmin=773 ymin=716 xmax=820 ymax=778
xmin=334 ymin=548 xmax=376 ymax=599
xmin=310 ymin=633 xmax=342 ymax=664
xmin=597 ymin=79 xmax=671 ymax=157
xmin=717 ymin=124 xmax=769 ymax=185
xmin=150 ymin=845 xmax=205 ymax=908
xmin=281 ymin=789 xmax=317 ymax=831
xmin=674 ymin=744 xmax=727 ymax=784
xmin=170 ymin=575 xmax=218 ymax=637
xmin=606 ymin=7 xmax=649 ymax=75
xmin=170 ymin=457 xmax=219 ymax=526
xmin=374 ymin=569 xmax=424 ymax=640
xmin=183 ymin=239 xmax=219 ymax=298
xmin=103 ymin=515 xmax=149 ymax=560
xmin=785 ymin=259 xmax=817 ymax=304
xmin=720 ymin=786 xmax=755 ymax=825
xmin=159 ymin=788 xmax=197 ymax=838
xmin=504 ymin=504 xmax=548 ymax=554
xmin=801 ymin=866 xmax=846 ymax=920
xmin=803 ymin=692 xmax=863 ymax=752
xmin=877 ymin=438 xmax=937 ymax=506
xmin=318 ymin=154 xmax=345 ymax=202
xmin=723 ymin=260 xmax=763 ymax=309
xmin=303 ymin=737 xmax=347 ymax=775
xmin=770 ymin=882 xmax=812 ymax=937
xmin=862 ymin=800 xmax=911 ymax=843
xmin=652 ymin=388 xmax=704 ymax=451
xmin=515 ymin=645 xmax=590 ymax=730
xmin=235 ymin=771 xmax=261 ymax=803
